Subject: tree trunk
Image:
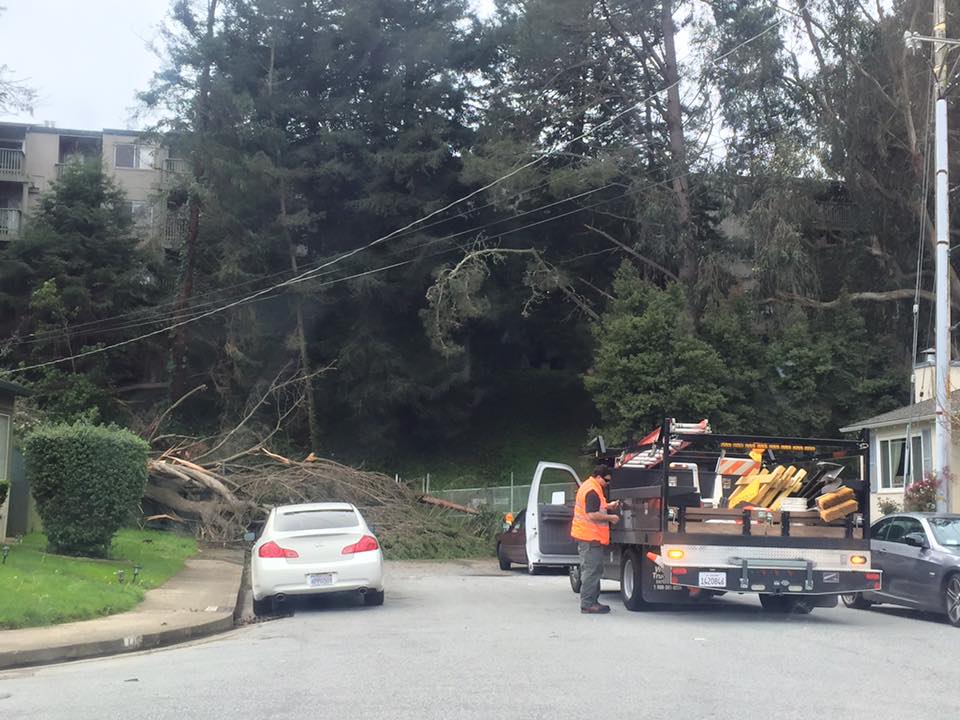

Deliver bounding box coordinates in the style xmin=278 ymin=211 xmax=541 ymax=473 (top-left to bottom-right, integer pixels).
xmin=265 ymin=35 xmax=322 ymax=451
xmin=170 ymin=0 xmax=218 ymax=403
xmin=283 ymin=192 xmax=322 ymax=451
xmin=661 ymin=0 xmax=694 ymax=285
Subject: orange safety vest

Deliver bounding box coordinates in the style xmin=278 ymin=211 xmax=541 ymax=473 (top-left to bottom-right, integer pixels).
xmin=571 ymin=476 xmax=610 ymax=545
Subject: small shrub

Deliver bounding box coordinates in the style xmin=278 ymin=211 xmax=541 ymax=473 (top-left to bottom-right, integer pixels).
xmin=877 ymin=497 xmax=902 ymax=516
xmin=904 ymin=473 xmax=942 ymax=513
xmin=0 ymin=479 xmax=8 ymax=506
xmin=24 ymin=422 xmax=149 ymax=556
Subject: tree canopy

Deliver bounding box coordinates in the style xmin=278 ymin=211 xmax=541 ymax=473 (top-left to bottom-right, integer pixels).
xmin=2 ymin=0 xmax=956 ymax=479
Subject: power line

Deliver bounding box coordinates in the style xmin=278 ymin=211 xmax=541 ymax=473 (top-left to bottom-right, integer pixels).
xmin=5 ymin=116 xmax=791 ymax=352
xmin=1 ymin=17 xmax=788 ymax=375
xmin=7 ymin=16 xmax=789 ymax=346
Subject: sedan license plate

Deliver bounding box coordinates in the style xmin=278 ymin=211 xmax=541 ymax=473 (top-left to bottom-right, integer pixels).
xmin=698 ymin=571 xmax=727 ymax=588
xmin=307 ymin=573 xmax=334 ymax=588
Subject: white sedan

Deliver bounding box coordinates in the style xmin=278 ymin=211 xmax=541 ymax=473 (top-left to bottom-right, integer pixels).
xmin=250 ymin=502 xmax=384 ymax=615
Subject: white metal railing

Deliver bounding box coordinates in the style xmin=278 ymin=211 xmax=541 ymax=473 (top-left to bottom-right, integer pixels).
xmin=164 ymin=157 xmax=190 ymax=174
xmin=163 ymin=212 xmax=189 ymax=248
xmin=0 ymin=148 xmax=24 ymax=176
xmin=0 ymin=208 xmax=22 ymax=237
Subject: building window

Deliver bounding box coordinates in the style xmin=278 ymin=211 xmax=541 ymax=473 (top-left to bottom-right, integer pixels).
xmin=114 ymin=144 xmax=156 ymax=170
xmin=879 ymin=435 xmax=928 ymax=490
xmin=127 ymin=201 xmax=154 ymax=229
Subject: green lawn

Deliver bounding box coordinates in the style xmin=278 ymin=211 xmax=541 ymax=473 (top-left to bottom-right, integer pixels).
xmin=0 ymin=529 xmax=197 ymax=630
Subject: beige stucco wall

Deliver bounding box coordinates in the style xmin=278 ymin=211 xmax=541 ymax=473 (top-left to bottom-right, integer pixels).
xmin=22 ymin=131 xmax=60 ymax=210
xmin=101 ymin=133 xmax=165 ymax=204
xmin=912 ymin=362 xmax=960 ymax=404
xmin=4 ymin=125 xmax=168 ymax=238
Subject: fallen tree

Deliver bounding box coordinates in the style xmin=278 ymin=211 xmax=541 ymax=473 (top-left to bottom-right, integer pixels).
xmin=145 ymin=449 xmax=497 ymax=557
xmin=141 ymin=366 xmax=498 ymax=557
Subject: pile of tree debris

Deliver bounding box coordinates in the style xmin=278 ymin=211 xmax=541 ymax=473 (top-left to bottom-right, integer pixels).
xmin=139 ymin=373 xmax=495 ymax=558
xmin=145 ymin=447 xmax=495 ymax=559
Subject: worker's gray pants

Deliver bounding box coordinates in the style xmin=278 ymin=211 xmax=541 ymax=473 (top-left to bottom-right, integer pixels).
xmin=578 ymin=541 xmax=604 ymax=608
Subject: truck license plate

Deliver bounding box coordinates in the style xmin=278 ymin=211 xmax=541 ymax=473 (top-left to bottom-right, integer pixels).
xmin=307 ymin=573 xmax=334 ymax=587
xmin=698 ymin=572 xmax=727 ymax=588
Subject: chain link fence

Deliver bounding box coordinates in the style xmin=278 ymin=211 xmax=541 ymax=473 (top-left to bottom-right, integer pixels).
xmin=429 ymin=482 xmax=576 ymax=514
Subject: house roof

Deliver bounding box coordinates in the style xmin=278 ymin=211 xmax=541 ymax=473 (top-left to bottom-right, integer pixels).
xmin=839 ymin=391 xmax=960 ymax=432
xmin=0 ymin=378 xmax=30 ymax=397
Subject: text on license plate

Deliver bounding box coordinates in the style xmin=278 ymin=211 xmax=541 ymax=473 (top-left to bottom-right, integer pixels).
xmin=307 ymin=573 xmax=334 ymax=587
xmin=698 ymin=571 xmax=727 ymax=588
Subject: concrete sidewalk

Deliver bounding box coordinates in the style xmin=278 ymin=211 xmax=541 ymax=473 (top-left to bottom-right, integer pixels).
xmin=0 ymin=547 xmax=245 ymax=671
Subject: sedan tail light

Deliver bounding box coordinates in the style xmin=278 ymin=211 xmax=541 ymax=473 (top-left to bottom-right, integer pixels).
xmin=342 ymin=535 xmax=379 ymax=555
xmin=258 ymin=541 xmax=299 ymax=558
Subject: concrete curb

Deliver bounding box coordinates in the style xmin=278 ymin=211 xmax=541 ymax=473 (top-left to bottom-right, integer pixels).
xmin=0 ymin=613 xmax=237 ymax=671
xmin=0 ymin=551 xmax=247 ymax=672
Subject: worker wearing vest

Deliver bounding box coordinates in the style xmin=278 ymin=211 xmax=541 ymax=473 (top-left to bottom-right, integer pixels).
xmin=571 ymin=465 xmax=620 ymax=614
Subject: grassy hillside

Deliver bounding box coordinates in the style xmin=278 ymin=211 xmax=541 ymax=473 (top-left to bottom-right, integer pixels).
xmin=389 ymin=369 xmax=598 ymax=490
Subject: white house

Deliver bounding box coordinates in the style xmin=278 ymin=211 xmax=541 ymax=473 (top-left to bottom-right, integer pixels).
xmin=840 ymin=352 xmax=960 ymax=516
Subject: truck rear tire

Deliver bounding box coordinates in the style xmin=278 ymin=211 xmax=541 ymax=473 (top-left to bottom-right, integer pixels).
xmin=620 ymin=548 xmax=649 ymax=611
xmin=569 ymin=564 xmax=582 ymax=594
xmin=759 ymin=594 xmax=813 ymax=615
xmin=841 ymin=592 xmax=872 ymax=610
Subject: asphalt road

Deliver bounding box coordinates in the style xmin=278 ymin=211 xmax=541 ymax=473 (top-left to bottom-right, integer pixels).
xmin=2 ymin=560 xmax=958 ymax=720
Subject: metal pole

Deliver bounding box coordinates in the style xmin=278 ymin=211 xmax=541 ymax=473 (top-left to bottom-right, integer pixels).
xmin=510 ymin=472 xmax=514 ymax=513
xmin=934 ymin=96 xmax=951 ymax=511
xmin=933 ymin=0 xmax=951 ymax=511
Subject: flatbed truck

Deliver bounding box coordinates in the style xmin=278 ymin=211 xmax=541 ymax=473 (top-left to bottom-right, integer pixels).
xmin=526 ymin=420 xmax=881 ymax=614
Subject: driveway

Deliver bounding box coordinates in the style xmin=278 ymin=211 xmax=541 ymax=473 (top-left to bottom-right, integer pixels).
xmin=1 ymin=559 xmax=957 ymax=719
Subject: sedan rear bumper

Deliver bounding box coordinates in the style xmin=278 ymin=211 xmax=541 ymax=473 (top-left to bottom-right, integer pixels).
xmin=252 ymin=552 xmax=383 ymax=600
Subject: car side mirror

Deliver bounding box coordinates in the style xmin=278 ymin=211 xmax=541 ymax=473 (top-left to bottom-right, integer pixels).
xmin=243 ymin=531 xmax=256 ymax=543
xmin=903 ymin=532 xmax=928 ymax=549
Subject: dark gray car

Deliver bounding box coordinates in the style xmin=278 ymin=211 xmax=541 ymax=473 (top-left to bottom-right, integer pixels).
xmin=842 ymin=512 xmax=960 ymax=626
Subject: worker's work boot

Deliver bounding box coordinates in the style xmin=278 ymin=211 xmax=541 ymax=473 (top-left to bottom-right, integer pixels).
xmin=581 ymin=604 xmax=611 ymax=614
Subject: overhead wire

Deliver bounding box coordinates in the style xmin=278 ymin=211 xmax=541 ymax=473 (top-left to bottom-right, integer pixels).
xmin=10 ymin=113 xmax=794 ymax=349
xmin=0 ymin=14 xmax=789 ymax=375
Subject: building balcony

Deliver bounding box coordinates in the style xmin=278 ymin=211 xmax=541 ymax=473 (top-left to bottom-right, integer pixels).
xmin=162 ymin=212 xmax=189 ymax=248
xmin=164 ymin=157 xmax=190 ymax=175
xmin=811 ymin=200 xmax=857 ymax=231
xmin=0 ymin=208 xmax=22 ymax=237
xmin=0 ymin=148 xmax=26 ymax=179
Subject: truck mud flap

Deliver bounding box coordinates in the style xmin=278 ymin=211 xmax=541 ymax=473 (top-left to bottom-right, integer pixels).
xmin=640 ymin=550 xmax=699 ymax=604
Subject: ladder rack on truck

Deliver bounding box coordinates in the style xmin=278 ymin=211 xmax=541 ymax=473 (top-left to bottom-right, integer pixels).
xmin=581 ymin=421 xmax=881 ymax=614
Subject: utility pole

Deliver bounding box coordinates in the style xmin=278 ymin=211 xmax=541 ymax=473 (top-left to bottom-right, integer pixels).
xmin=933 ymin=0 xmax=951 ymax=511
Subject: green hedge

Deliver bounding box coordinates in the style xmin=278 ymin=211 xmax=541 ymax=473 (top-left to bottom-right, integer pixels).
xmin=24 ymin=423 xmax=149 ymax=556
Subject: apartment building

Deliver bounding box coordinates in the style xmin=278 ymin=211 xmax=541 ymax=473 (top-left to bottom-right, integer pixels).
xmin=0 ymin=121 xmax=187 ymax=247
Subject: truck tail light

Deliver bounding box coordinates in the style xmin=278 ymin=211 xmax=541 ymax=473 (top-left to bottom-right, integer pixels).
xmin=865 ymin=573 xmax=880 ymax=580
xmin=667 ymin=549 xmax=685 ymax=560
xmin=850 ymin=555 xmax=867 ymax=565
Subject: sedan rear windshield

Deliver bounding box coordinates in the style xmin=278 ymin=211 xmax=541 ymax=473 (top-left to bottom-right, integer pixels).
xmin=276 ymin=509 xmax=359 ymax=532
xmin=929 ymin=517 xmax=960 ymax=547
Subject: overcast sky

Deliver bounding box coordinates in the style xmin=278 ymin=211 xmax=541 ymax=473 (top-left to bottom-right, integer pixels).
xmin=0 ymin=0 xmax=497 ymax=131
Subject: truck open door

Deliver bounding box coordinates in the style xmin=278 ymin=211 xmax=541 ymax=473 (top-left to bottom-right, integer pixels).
xmin=525 ymin=462 xmax=581 ymax=574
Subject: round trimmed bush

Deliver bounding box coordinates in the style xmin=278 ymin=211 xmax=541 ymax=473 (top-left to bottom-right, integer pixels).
xmin=25 ymin=422 xmax=149 ymax=556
